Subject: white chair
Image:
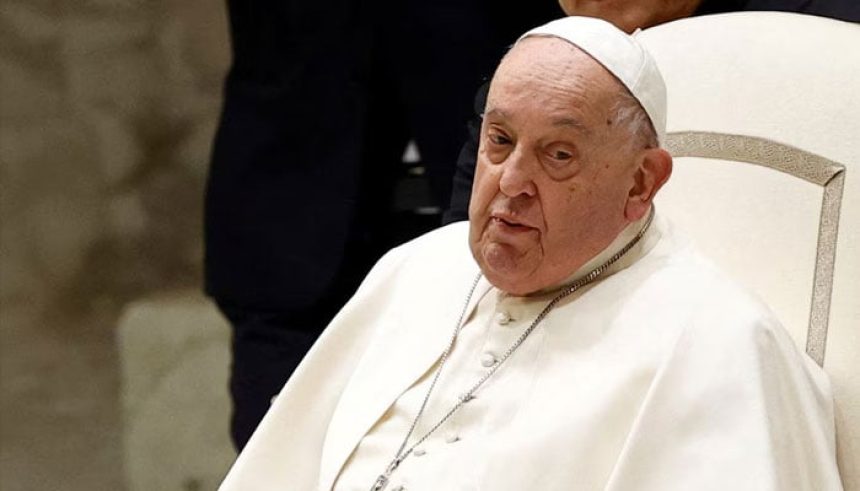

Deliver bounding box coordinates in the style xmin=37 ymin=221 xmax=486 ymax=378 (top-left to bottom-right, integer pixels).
xmin=639 ymin=12 xmax=859 ymax=489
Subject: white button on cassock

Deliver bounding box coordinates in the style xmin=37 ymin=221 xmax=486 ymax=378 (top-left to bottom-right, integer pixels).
xmin=413 ymin=448 xmax=426 ymax=457
xmin=496 ymin=311 xmax=513 ymax=325
xmin=480 ymin=352 xmax=497 ymax=367
xmin=459 ymin=392 xmax=475 ymax=403
xmin=445 ymin=433 xmax=460 ymax=444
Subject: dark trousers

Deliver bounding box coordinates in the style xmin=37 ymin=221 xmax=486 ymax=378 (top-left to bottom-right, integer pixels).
xmin=218 ymin=304 xmax=320 ymax=449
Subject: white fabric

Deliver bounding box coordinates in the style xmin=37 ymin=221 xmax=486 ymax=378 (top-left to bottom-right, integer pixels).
xmin=219 ymin=219 xmax=840 ymax=491
xmin=521 ymin=17 xmax=667 ymax=145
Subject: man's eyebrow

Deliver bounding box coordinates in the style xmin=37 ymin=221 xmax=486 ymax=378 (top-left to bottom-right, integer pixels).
xmin=483 ymin=108 xmax=592 ymax=135
xmin=483 ymin=107 xmax=508 ymax=119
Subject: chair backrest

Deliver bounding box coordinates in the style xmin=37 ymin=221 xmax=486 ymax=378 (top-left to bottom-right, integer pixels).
xmin=639 ymin=12 xmax=860 ymax=489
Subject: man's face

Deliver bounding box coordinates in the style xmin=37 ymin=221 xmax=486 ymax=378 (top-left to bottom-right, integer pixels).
xmin=557 ymin=0 xmax=701 ymax=32
xmin=468 ymin=38 xmax=640 ymax=295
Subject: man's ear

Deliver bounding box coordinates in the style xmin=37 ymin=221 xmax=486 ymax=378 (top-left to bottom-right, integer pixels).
xmin=624 ymin=147 xmax=673 ymax=221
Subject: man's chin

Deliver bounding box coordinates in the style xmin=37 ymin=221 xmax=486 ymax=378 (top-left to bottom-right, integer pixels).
xmin=477 ymin=242 xmax=539 ymax=296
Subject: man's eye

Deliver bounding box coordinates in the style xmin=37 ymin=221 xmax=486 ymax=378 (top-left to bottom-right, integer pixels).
xmin=488 ymin=133 xmax=511 ymax=145
xmin=546 ymin=150 xmax=575 ymax=164
xmin=544 ymin=143 xmax=578 ymax=164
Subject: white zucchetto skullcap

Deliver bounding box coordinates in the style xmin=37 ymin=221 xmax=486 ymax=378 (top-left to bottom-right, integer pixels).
xmin=518 ymin=17 xmax=667 ymax=146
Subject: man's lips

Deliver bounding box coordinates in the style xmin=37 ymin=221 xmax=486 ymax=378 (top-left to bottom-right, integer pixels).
xmin=489 ymin=214 xmax=537 ymax=231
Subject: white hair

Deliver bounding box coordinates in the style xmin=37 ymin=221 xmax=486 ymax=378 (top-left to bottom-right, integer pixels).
xmin=610 ymin=87 xmax=659 ymax=150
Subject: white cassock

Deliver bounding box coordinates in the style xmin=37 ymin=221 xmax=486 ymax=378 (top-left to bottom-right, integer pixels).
xmin=219 ymin=215 xmax=842 ymax=491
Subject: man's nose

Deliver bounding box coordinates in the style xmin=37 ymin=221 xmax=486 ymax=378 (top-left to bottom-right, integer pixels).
xmin=498 ymin=146 xmax=538 ymax=197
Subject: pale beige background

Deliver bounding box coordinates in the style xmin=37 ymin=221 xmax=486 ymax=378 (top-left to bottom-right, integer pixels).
xmin=0 ymin=0 xmax=230 ymax=489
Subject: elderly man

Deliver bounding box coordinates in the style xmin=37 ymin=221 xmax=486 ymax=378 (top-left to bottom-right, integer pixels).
xmin=220 ymin=17 xmax=841 ymax=490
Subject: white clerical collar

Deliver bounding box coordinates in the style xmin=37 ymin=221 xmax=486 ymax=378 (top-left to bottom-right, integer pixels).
xmin=530 ymin=207 xmax=659 ymax=296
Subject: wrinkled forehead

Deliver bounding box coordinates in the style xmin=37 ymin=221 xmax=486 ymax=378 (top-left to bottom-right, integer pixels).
xmin=488 ymin=37 xmax=623 ymax=110
xmin=496 ymin=37 xmax=605 ymax=78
